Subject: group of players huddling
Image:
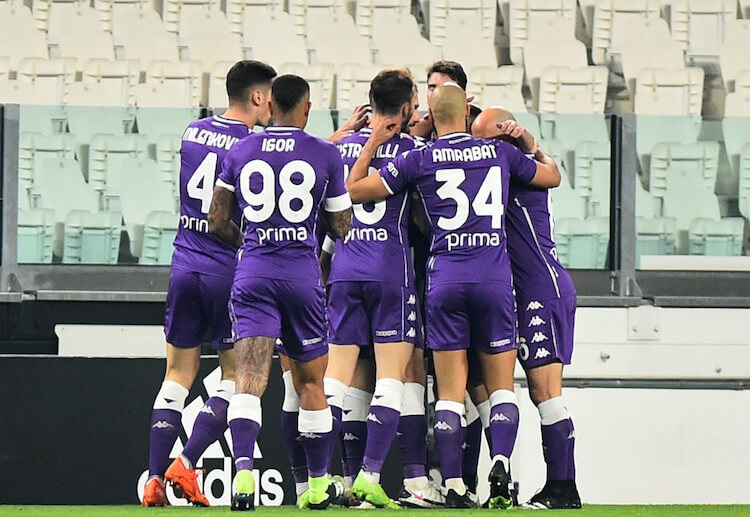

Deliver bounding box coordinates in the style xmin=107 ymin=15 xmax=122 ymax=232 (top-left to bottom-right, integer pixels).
xmin=142 ymin=59 xmax=581 ymax=511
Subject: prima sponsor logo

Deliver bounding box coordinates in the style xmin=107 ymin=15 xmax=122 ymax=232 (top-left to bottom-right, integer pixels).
xmin=387 ymin=162 xmax=399 ymax=177
xmin=530 ymin=332 xmax=548 ymax=344
xmin=256 ymin=226 xmax=308 ymax=245
xmin=344 ymin=227 xmax=388 ymax=244
xmin=526 ymin=301 xmax=544 ymax=311
xmin=181 ymin=215 xmax=209 ymax=233
xmin=446 ymin=231 xmax=501 ymax=251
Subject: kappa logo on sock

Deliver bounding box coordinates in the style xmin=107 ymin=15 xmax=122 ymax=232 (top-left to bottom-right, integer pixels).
xmin=300 ymin=432 xmax=322 ymax=439
xmin=490 ymin=413 xmax=510 ymax=423
xmin=526 ymin=301 xmax=544 ymax=311
xmin=534 ymin=347 xmax=551 ymax=359
xmin=434 ymin=421 xmax=453 ymax=431
xmin=407 ymin=294 xmax=416 ymax=305
xmin=528 ymin=315 xmax=546 ymax=327
xmin=152 ymin=420 xmax=175 ymax=429
xmin=530 ymin=331 xmax=549 ymax=343
xmin=366 ymin=413 xmax=383 ymax=425
xmin=408 ymin=311 xmax=417 ymax=321
xmin=343 ymin=433 xmax=359 ymax=441
xmin=200 ymin=405 xmax=216 ymax=416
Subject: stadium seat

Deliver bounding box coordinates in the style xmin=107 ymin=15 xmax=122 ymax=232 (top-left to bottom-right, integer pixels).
xmin=135 ymin=82 xmax=193 ymax=108
xmin=0 ymin=3 xmax=49 ymax=70
xmin=636 ymin=115 xmax=702 ymax=182
xmin=136 ymin=106 xmax=198 ymax=147
xmin=16 ymin=58 xmax=76 ymax=105
xmin=17 ymin=208 xmax=56 ymax=264
xmin=18 ymin=104 xmax=68 ymax=135
xmin=306 ymin=110 xmax=336 ymax=138
xmin=736 ymin=142 xmax=750 ymax=219
xmin=0 ymin=78 xmax=59 ymax=104
xmin=226 ymin=0 xmax=284 ymax=34
xmin=139 ymin=210 xmax=178 ymax=265
xmin=63 ymin=209 xmax=122 ymax=264
xmin=441 ymin=15 xmax=497 ymax=71
xmin=81 ymin=59 xmax=140 ymax=106
xmin=336 ymin=65 xmax=385 ymax=109
xmin=467 ymin=66 xmax=526 ymax=112
xmin=93 ymin=0 xmax=162 ymax=32
xmin=64 ymin=106 xmax=135 ymax=178
xmin=591 ymin=0 xmax=661 ymax=69
xmin=306 ymin=11 xmax=372 ymax=67
xmin=280 ymin=63 xmax=335 ymax=109
xmin=242 ymin=10 xmax=308 ymax=66
xmin=573 ymin=141 xmax=611 ymax=218
xmin=636 ymin=216 xmax=676 ymax=266
xmin=539 ymin=114 xmax=609 ymax=176
xmin=508 ymin=0 xmax=577 ymax=64
xmin=636 ymin=174 xmax=661 ymax=218
xmin=668 ymin=0 xmax=735 ymax=71
xmin=207 ymin=61 xmax=234 ymax=109
xmin=719 ymin=20 xmax=750 ymax=93
xmin=537 ymin=66 xmax=608 ymax=114
xmin=18 ymin=132 xmax=77 ymax=200
xmin=355 ymin=0 xmax=411 ymax=38
xmin=722 ymin=95 xmax=750 ymax=175
xmin=620 ymin=18 xmax=686 ymax=96
xmin=429 ymin=0 xmax=496 ymax=47
xmin=47 ymin=3 xmax=116 ymax=70
xmin=288 ymin=0 xmax=344 ymax=37
xmin=87 ymin=133 xmax=149 ymax=208
xmin=370 ymin=12 xmax=441 ymax=66
xmin=145 ymin=60 xmax=203 ymax=106
xmin=634 ymin=68 xmax=704 ymax=116
xmin=179 ymin=8 xmax=243 ymax=73
xmin=688 ymin=217 xmax=745 ymax=256
xmin=155 ymin=134 xmax=182 ymax=205
xmin=162 ymin=0 xmax=221 ymax=34
xmin=554 ymin=217 xmax=609 ymax=268
xmin=111 ymin=6 xmax=180 ymax=70
xmin=118 ymin=157 xmax=177 ymax=257
xmin=65 ymin=82 xmax=125 ymax=107
xmin=550 ymin=167 xmax=587 ymax=221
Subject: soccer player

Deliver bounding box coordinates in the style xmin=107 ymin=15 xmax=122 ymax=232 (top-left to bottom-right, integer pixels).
xmin=208 ymin=74 xmax=352 ymax=511
xmin=472 ymin=107 xmax=581 ymax=509
xmin=323 ymin=69 xmax=442 ymax=509
xmin=410 ymin=60 xmax=471 ymax=140
xmin=142 ymin=60 xmax=276 ymax=508
xmin=345 ymin=83 xmax=561 ymax=508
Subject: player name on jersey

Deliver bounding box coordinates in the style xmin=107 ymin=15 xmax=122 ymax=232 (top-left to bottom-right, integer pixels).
xmin=431 ymin=143 xmax=498 ymax=163
xmin=338 ymin=141 xmax=401 ymax=159
xmin=181 ymin=126 xmax=240 ymax=151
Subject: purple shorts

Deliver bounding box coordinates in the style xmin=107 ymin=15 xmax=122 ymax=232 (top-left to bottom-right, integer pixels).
xmin=229 ymin=276 xmax=328 ymax=363
xmin=327 ymin=281 xmax=422 ymax=347
xmin=426 ymin=282 xmax=517 ymax=354
xmin=164 ymin=265 xmax=234 ymax=350
xmin=517 ymin=294 xmax=576 ymax=369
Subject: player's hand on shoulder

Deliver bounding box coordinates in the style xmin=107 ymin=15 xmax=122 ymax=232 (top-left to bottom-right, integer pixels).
xmin=497 ymin=120 xmax=538 ymax=154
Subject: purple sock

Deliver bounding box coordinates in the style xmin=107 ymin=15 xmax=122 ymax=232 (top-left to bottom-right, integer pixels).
xmin=229 ymin=418 xmax=260 ymax=471
xmin=462 ymin=418 xmax=482 ymax=492
xmin=398 ymin=414 xmax=428 ymax=479
xmin=488 ymin=395 xmax=520 ymax=460
xmin=281 ymin=410 xmax=308 ymax=484
xmin=299 ymin=408 xmax=335 ymax=478
xmin=330 ymin=404 xmax=343 ymax=438
xmin=434 ymin=403 xmax=465 ymax=481
xmin=182 ymin=396 xmax=229 ymax=466
xmin=541 ymin=418 xmax=576 ymax=481
xmin=148 ymin=408 xmax=182 ymax=477
xmin=362 ymin=405 xmax=400 ymax=474
xmin=341 ymin=420 xmax=367 ymax=479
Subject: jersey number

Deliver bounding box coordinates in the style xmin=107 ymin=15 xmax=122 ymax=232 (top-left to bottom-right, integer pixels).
xmin=344 ymin=164 xmax=386 ymax=225
xmin=435 ymin=166 xmax=504 ymax=231
xmin=187 ymin=152 xmax=218 ymax=214
xmin=239 ymin=159 xmax=315 ymax=223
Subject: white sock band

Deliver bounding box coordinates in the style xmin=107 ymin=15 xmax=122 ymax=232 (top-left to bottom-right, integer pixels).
xmin=464 ymin=393 xmax=480 ymax=425
xmin=324 ymin=377 xmax=349 ymax=410
xmin=489 ymin=389 xmax=517 ymax=409
xmin=153 ymin=380 xmax=189 ymax=411
xmin=214 ymin=379 xmax=235 ymax=403
xmin=282 ymin=370 xmax=300 ymax=412
xmin=298 ymin=407 xmax=333 ymax=434
xmin=401 ymin=382 xmax=425 ymax=417
xmin=342 ymin=387 xmax=372 ymax=422
xmin=435 ymin=399 xmax=465 ymax=416
xmin=477 ymin=400 xmax=491 ymax=430
xmin=370 ymin=378 xmax=404 ymax=412
xmin=228 ymin=393 xmax=262 ymax=425
xmin=538 ymin=396 xmax=570 ymax=426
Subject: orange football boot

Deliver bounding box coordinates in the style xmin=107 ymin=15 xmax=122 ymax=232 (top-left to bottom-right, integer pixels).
xmin=142 ymin=476 xmax=167 ymax=507
xmin=165 ymin=456 xmax=210 ymax=507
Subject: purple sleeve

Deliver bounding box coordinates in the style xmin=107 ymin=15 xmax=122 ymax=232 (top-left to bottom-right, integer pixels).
xmin=324 ymin=147 xmax=352 ymax=212
xmin=379 ymin=149 xmax=418 ymax=195
xmin=501 ymin=141 xmax=537 ymax=185
xmin=215 ymin=148 xmax=237 ymax=192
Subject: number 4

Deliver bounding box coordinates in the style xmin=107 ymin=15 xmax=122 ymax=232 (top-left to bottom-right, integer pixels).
xmin=187 ymin=152 xmax=218 ymax=214
xmin=473 ymin=165 xmax=504 ymax=228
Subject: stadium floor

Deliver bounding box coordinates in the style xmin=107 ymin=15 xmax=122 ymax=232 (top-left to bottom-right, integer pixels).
xmin=1 ymin=507 xmax=749 ymax=516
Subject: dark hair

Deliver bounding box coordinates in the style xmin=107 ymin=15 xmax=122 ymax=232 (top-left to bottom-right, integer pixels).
xmin=226 ymin=60 xmax=277 ymax=104
xmin=271 ymin=74 xmax=310 ymax=113
xmin=427 ymin=60 xmax=467 ymax=90
xmin=467 ymin=104 xmax=483 ymax=131
xmin=369 ymin=69 xmax=415 ymax=116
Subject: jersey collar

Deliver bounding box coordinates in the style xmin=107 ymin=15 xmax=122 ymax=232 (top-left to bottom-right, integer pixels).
xmin=213 ymin=115 xmax=246 ymax=125
xmin=267 ymin=126 xmax=302 ymax=131
xmin=437 ymin=131 xmax=471 ymax=140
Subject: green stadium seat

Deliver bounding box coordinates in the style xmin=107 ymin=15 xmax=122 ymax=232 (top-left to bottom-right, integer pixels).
xmin=573 ymin=141 xmax=610 ymax=217
xmin=139 ymin=211 xmax=178 ymax=265
xmin=18 ymin=105 xmax=67 ymax=135
xmin=550 ymin=169 xmax=587 ymax=220
xmin=636 ymin=216 xmax=676 ymax=268
xmin=539 ymin=114 xmax=609 ymax=173
xmin=636 ymin=115 xmax=702 ymax=183
xmin=63 ymin=210 xmax=122 ymax=264
xmin=688 ymin=217 xmax=745 ymax=256
xmin=136 ymin=107 xmax=199 ymax=146
xmin=636 ymin=175 xmax=661 ymax=219
xmin=18 ymin=132 xmax=76 ymax=203
xmin=737 ymin=143 xmax=750 ymax=219
xmin=306 ymin=110 xmax=335 ymax=138
xmin=87 ymin=133 xmax=149 ymax=209
xmin=155 ymin=134 xmax=182 ymax=205
xmin=515 ymin=113 xmax=540 ymax=143
xmin=554 ymin=217 xmax=609 ymax=269
xmin=17 ymin=208 xmax=55 ymax=263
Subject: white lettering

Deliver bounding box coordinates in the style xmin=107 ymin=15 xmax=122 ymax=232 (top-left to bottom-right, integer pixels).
xmin=432 ymin=144 xmax=497 ymax=163
xmin=446 ymin=231 xmax=501 ymax=251
xmin=262 ymin=137 xmax=295 ymax=153
xmin=256 ymin=226 xmax=308 ymax=245
xmin=343 ymin=227 xmax=388 ymax=244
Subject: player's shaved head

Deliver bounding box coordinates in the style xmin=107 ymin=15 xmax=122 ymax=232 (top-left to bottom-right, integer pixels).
xmin=226 ymin=60 xmax=276 ymax=105
xmin=471 ymin=106 xmax=516 ymax=140
xmin=271 ymin=74 xmax=310 ymax=114
xmin=429 ymin=83 xmax=468 ymax=127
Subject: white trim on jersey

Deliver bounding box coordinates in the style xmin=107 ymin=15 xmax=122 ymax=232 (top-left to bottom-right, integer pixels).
xmin=213 ymin=115 xmax=246 ymax=125
xmin=397 ymin=192 xmax=409 ymax=287
xmin=216 ymin=178 xmax=235 ymax=192
xmin=381 ymin=176 xmax=394 ymax=195
xmin=267 ymin=126 xmax=301 ymax=132
xmin=325 ymin=192 xmax=352 ymax=212
xmin=437 ymin=131 xmax=471 ymax=140
xmin=322 ymin=235 xmax=335 ymax=254
xmin=518 ymin=198 xmax=560 ymax=298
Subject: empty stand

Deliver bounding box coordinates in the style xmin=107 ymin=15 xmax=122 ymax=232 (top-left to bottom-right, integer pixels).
xmin=18 ymin=132 xmax=77 ymax=200
xmin=47 ymin=2 xmax=116 ymax=70
xmin=688 ymin=217 xmax=745 ymax=256
xmin=135 ymin=105 xmax=198 ymax=148
xmin=573 ymin=140 xmax=611 ymax=217
xmin=355 ymin=0 xmax=411 ymax=38
xmin=288 ymin=0 xmax=344 ymax=37
xmin=81 ymin=59 xmax=140 ymax=105
xmin=145 ymin=60 xmax=203 ymax=106
xmin=155 ymin=134 xmax=182 ymax=204
xmin=509 ymin=0 xmax=577 ymax=64
xmin=207 ymin=61 xmax=234 ymax=109
xmin=429 ymin=0 xmax=496 ymax=47
xmin=65 ymin=82 xmax=125 ymax=106
xmin=242 ymin=10 xmax=308 ymax=66
xmin=468 ymin=66 xmax=526 ymax=112
xmin=370 ymin=12 xmax=441 ymax=66
xmin=736 ymin=139 xmax=750 ymax=220
xmin=336 ymin=65 xmax=383 ymax=110
xmin=63 ymin=209 xmax=122 ymax=264
xmin=636 ymin=216 xmax=677 ymax=266
xmin=139 ymin=210 xmax=178 ymax=264
xmin=280 ymin=63 xmax=335 ymax=110
xmin=634 ymin=68 xmax=704 ymax=116
xmin=441 ymin=16 xmax=497 ymax=71
xmin=162 ymin=0 xmax=221 ymax=34
xmin=111 ymin=7 xmax=180 ymax=69
xmin=592 ymin=0 xmax=661 ymax=70
xmin=722 ymin=92 xmax=750 ymax=175
xmin=0 ymin=79 xmax=59 ymax=105
xmin=0 ymin=3 xmax=49 ymax=70
xmin=719 ymin=20 xmax=750 ymax=93
xmin=226 ymin=0 xmax=283 ymax=34
xmin=550 ymin=160 xmax=588 ymax=221
xmin=87 ymin=134 xmax=149 ymax=208
xmin=93 ymin=0 xmax=161 ymax=32
xmin=554 ymin=217 xmax=610 ymax=268
xmin=669 ymin=0 xmax=735 ymax=70
xmin=17 ymin=208 xmax=56 ymax=263
xmin=306 ymin=11 xmax=372 ymax=66
xmin=620 ymin=18 xmax=686 ymax=95
xmin=179 ymin=8 xmax=243 ymax=73
xmin=537 ymin=67 xmax=608 ymax=114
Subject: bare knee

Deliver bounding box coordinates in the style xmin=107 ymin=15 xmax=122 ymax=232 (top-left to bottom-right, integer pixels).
xmin=164 ymin=345 xmax=200 ymax=388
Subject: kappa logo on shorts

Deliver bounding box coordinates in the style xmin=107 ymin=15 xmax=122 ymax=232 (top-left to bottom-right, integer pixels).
xmin=406 ymin=328 xmax=416 ymax=338
xmin=526 ymin=301 xmax=544 ymax=311
xmin=302 ymin=337 xmax=323 ymax=346
xmin=434 ymin=421 xmax=453 ymax=431
xmin=534 ymin=348 xmax=551 ymax=359
xmin=528 ymin=315 xmax=546 ymax=327
xmin=407 ymin=294 xmax=416 ymax=305
xmin=376 ymin=330 xmax=398 ymax=337
xmin=530 ymin=332 xmax=549 ymax=343
xmin=408 ymin=311 xmax=417 ymax=322
xmin=489 ymin=338 xmax=511 ymax=348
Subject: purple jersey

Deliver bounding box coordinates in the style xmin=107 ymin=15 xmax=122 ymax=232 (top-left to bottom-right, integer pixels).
xmin=328 ymin=128 xmax=421 ymax=287
xmin=507 ymin=180 xmax=576 ymax=300
xmin=217 ymin=126 xmax=351 ymax=284
xmin=380 ymin=132 xmax=538 ymax=288
xmin=172 ymin=115 xmax=250 ymax=276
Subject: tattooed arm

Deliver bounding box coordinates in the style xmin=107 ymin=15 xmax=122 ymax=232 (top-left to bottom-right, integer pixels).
xmin=324 ymin=208 xmax=352 ymax=240
xmin=208 ymin=186 xmax=242 ymax=249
